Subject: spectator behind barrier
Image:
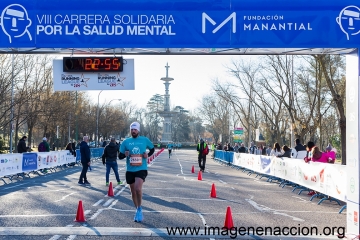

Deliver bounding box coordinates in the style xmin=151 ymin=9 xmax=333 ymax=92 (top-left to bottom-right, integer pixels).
xmin=294 ymin=139 xmax=306 ymax=152
xmin=304 ymin=141 xmax=315 ymax=163
xmin=310 ymin=146 xmax=326 ymax=163
xmin=325 ymin=144 xmax=336 ymax=164
xmin=17 ymin=136 xmax=29 ymax=153
xmin=238 ymin=143 xmax=246 ymax=153
xmin=279 ymin=145 xmax=291 ymax=158
xmin=249 ymin=142 xmax=257 ymax=154
xmin=270 ymin=142 xmax=283 ymax=157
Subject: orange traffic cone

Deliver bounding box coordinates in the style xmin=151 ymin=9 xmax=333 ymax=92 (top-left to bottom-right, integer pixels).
xmin=210 ymin=183 xmax=217 ymax=198
xmin=191 ymin=165 xmax=195 ymax=173
xmin=74 ymin=200 xmax=86 ymax=222
xmin=107 ymin=182 xmax=114 ymax=197
xmin=198 ymin=171 xmax=202 ymax=180
xmin=224 ymin=206 xmax=234 ymax=229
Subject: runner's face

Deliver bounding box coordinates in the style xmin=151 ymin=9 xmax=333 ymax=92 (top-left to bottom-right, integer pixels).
xmin=131 ymin=129 xmax=139 ymax=138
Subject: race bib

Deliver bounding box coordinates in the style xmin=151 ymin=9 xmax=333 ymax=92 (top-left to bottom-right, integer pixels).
xmin=130 ymin=154 xmax=143 ymax=166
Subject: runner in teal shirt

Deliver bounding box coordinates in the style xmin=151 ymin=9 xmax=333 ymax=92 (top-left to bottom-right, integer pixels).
xmin=120 ymin=135 xmax=154 ymax=172
xmin=119 ymin=122 xmax=155 ymax=223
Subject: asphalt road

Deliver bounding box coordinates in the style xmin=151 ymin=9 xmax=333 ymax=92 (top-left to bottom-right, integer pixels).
xmin=0 ymin=150 xmax=346 ymax=239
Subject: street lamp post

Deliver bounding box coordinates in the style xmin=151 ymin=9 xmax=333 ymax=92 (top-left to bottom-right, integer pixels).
xmin=96 ymin=90 xmax=103 ymax=148
xmin=9 ymin=54 xmax=14 ymax=153
xmin=248 ymin=87 xmax=253 ymax=148
xmin=96 ymin=95 xmax=121 ymax=147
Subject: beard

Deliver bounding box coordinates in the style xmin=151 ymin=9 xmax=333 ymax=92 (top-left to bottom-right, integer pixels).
xmin=131 ymin=132 xmax=139 ymax=138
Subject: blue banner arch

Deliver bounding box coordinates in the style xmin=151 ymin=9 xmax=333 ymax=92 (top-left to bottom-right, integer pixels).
xmin=0 ymin=0 xmax=359 ymax=49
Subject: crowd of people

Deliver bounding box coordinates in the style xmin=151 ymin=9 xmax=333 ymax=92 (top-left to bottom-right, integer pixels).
xmin=211 ymin=139 xmax=337 ymax=164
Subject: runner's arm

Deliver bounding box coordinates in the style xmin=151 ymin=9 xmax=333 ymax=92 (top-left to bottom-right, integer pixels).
xmin=118 ymin=152 xmax=126 ymax=159
xmin=147 ymin=147 xmax=155 ymax=157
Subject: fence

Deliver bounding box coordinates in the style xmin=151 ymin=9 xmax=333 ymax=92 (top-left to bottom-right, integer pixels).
xmin=214 ymin=150 xmax=346 ymax=212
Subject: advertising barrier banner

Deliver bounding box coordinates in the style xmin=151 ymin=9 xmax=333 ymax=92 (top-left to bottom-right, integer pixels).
xmin=0 ymin=150 xmax=79 ymax=177
xmin=0 ymin=154 xmax=22 ymax=176
xmin=230 ymin=152 xmax=346 ymax=201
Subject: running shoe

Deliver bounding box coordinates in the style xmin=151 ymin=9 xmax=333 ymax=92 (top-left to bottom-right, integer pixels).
xmin=137 ymin=206 xmax=143 ymax=222
xmin=84 ymin=181 xmax=91 ymax=185
xmin=117 ymin=181 xmax=123 ymax=185
xmin=106 ymin=182 xmax=109 ymax=186
xmin=134 ymin=208 xmax=140 ymax=222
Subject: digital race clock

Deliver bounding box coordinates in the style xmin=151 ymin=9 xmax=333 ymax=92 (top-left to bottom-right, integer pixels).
xmin=63 ymin=57 xmax=123 ymax=72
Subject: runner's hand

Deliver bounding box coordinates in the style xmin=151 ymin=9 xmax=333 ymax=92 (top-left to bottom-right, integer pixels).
xmin=143 ymin=153 xmax=148 ymax=158
xmin=125 ymin=151 xmax=129 ymax=157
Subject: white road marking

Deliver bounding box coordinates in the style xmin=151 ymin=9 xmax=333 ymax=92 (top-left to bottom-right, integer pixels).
xmin=108 ymin=199 xmax=118 ymax=208
xmin=197 ymin=213 xmax=207 ymax=225
xmin=115 ymin=185 xmax=128 ymax=196
xmin=0 ymin=227 xmax=342 ymax=239
xmin=54 ymin=192 xmax=76 ymax=202
xmin=3 ymin=183 xmax=28 ymax=189
xmin=48 ymin=235 xmax=61 ymax=240
xmin=246 ymin=196 xmax=304 ymax=222
xmin=89 ymin=209 xmax=103 ymax=220
xmin=141 ymin=196 xmax=225 ymax=201
xmin=219 ymin=180 xmax=227 ymax=184
xmin=103 ymin=199 xmax=115 ymax=207
xmin=0 ymin=214 xmax=76 ymax=218
xmin=177 ymin=158 xmax=184 ymax=175
xmin=93 ymin=199 xmax=104 ymax=206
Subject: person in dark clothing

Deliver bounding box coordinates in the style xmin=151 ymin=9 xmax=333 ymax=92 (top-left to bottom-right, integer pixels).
xmin=279 ymin=145 xmax=291 ymax=158
xmin=17 ymin=136 xmax=28 ymax=153
xmin=78 ymin=136 xmax=91 ymax=185
xmin=197 ymin=139 xmax=208 ymax=172
xmin=226 ymin=143 xmax=234 ymax=152
xmin=102 ymin=140 xmax=107 ymax=147
xmin=294 ymin=139 xmax=306 ymax=152
xmin=66 ymin=142 xmax=76 ymax=166
xmin=102 ymin=137 xmax=122 ymax=186
xmin=238 ymin=143 xmax=247 ymax=153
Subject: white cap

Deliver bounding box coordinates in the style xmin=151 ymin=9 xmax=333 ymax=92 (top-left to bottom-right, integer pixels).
xmin=130 ymin=122 xmax=140 ymax=132
xmin=42 ymin=137 xmax=47 ymax=141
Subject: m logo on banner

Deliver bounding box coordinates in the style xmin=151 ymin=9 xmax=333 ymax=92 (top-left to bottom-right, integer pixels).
xmin=202 ymin=12 xmax=236 ymax=34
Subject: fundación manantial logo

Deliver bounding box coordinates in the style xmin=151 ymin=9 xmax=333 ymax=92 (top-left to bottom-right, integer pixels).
xmin=0 ymin=4 xmax=32 ymax=43
xmin=337 ymin=5 xmax=360 ymax=40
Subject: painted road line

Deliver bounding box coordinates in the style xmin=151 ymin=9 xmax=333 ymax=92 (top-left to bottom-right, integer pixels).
xmin=140 ymin=196 xmax=228 ymax=201
xmin=245 ymin=197 xmax=304 ymax=222
xmin=115 ymin=185 xmax=128 ymax=196
xmin=48 ymin=235 xmax=61 ymax=240
xmin=0 ymin=214 xmax=76 ymax=218
xmin=54 ymin=192 xmax=76 ymax=202
xmin=3 ymin=183 xmax=28 ymax=190
xmin=0 ymin=227 xmax=342 ymax=239
xmin=93 ymin=199 xmax=104 ymax=206
xmin=89 ymin=209 xmax=104 ymax=220
xmin=103 ymin=199 xmax=115 ymax=207
xmin=219 ymin=180 xmax=227 ymax=184
xmin=108 ymin=199 xmax=118 ymax=208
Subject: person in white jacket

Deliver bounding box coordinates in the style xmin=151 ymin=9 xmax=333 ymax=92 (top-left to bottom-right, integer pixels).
xmin=270 ymin=142 xmax=284 ymax=157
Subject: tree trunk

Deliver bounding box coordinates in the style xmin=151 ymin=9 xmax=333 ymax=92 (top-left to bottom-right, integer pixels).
xmin=317 ymin=55 xmax=346 ymax=165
